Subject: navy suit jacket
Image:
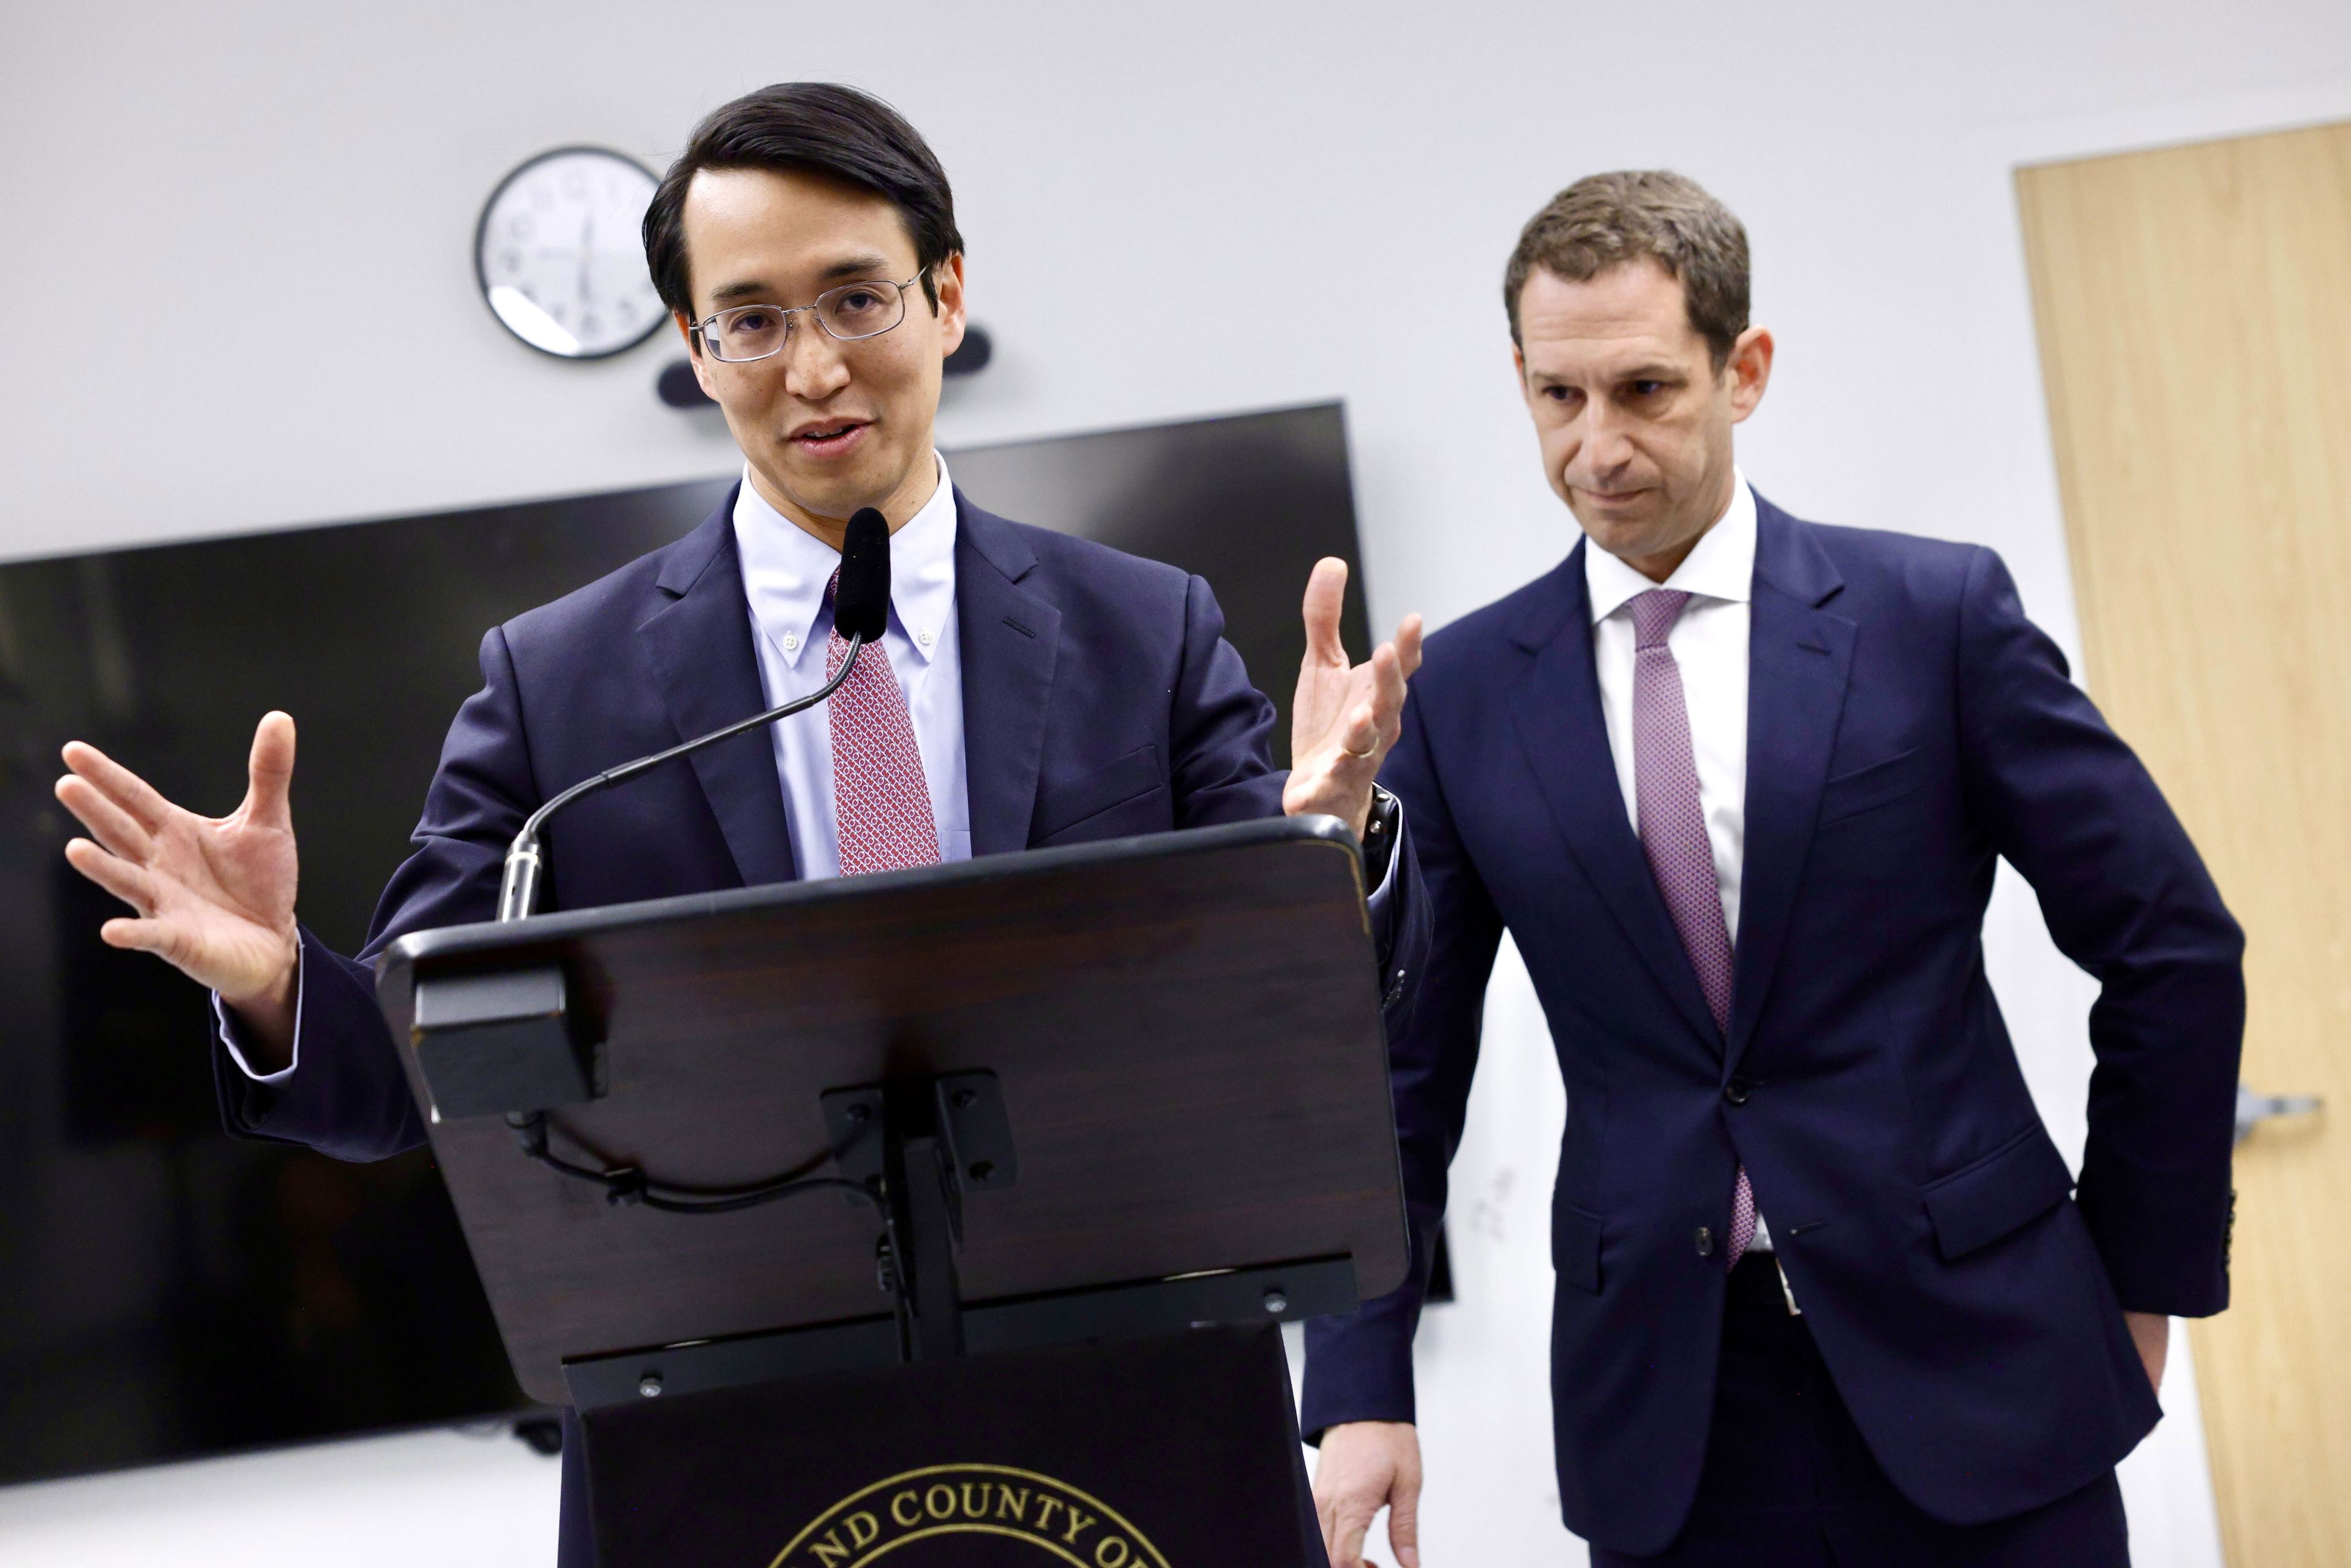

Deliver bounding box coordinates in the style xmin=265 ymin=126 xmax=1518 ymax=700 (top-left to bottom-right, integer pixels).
xmin=211 ymin=487 xmax=1426 ymax=1566
xmin=1301 ymin=497 xmax=2241 ymax=1553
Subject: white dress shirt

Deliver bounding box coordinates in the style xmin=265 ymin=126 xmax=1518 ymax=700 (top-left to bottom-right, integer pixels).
xmin=733 ymin=454 xmax=972 ymax=876
xmin=1585 ymin=471 xmax=1754 ymax=940
xmin=1584 ymin=470 xmax=1771 ymax=1250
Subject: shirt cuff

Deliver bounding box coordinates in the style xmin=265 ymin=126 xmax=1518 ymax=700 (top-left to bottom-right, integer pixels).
xmin=212 ymin=944 xmax=303 ymax=1085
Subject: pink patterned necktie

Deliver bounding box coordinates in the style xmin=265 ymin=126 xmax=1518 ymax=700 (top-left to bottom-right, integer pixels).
xmin=826 ymin=573 xmax=940 ymax=877
xmin=1629 ymin=589 xmax=1755 ymax=1266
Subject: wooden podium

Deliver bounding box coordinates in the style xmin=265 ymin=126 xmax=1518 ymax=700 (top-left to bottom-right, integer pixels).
xmin=377 ymin=815 xmax=1406 ymax=1565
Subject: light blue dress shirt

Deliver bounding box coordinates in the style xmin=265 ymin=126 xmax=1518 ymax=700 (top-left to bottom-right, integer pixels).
xmin=732 ymin=454 xmax=973 ymax=877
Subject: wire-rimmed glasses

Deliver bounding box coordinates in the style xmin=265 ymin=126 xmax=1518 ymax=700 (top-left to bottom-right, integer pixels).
xmin=690 ymin=271 xmax=927 ymax=362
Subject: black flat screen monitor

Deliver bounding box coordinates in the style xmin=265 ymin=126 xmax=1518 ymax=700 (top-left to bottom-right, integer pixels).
xmin=0 ymin=401 xmax=1370 ymax=1484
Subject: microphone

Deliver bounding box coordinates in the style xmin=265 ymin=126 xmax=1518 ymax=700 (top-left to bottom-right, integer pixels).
xmin=834 ymin=503 xmax=890 ymax=643
xmin=496 ymin=506 xmax=892 ymax=921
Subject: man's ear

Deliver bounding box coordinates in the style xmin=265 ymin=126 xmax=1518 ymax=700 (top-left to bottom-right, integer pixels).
xmin=932 ymin=252 xmax=968 ymax=361
xmin=1727 ymin=326 xmax=1774 ymax=423
xmin=675 ymin=311 xmax=721 ymax=402
xmin=1513 ymin=344 xmax=1538 ymax=415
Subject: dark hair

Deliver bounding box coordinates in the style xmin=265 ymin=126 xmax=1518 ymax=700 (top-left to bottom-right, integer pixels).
xmin=1503 ymin=170 xmax=1749 ymax=370
xmin=642 ymin=82 xmax=964 ymax=322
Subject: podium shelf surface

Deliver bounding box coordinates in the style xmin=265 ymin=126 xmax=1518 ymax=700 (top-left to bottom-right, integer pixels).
xmin=377 ymin=816 xmax=1408 ymax=1405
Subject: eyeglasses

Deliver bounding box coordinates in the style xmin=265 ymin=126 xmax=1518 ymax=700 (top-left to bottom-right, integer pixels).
xmin=690 ymin=271 xmax=927 ymax=362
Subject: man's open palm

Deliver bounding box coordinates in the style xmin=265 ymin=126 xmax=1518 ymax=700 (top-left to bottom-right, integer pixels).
xmin=1284 ymin=558 xmax=1423 ymax=835
xmin=55 ymin=711 xmax=302 ymax=1011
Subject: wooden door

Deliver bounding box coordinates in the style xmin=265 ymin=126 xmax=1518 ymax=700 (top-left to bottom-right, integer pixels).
xmin=2019 ymin=121 xmax=2351 ymax=1566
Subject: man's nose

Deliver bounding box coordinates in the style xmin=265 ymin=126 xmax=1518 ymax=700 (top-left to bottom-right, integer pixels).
xmin=1565 ymin=403 xmax=1637 ymax=483
xmin=781 ymin=319 xmax=852 ymax=401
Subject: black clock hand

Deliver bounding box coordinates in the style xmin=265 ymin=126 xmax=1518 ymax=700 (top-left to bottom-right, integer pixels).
xmin=579 ymin=211 xmax=593 ymax=305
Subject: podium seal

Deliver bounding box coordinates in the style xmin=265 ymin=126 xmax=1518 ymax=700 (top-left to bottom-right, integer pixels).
xmin=769 ymin=1463 xmax=1174 ymax=1567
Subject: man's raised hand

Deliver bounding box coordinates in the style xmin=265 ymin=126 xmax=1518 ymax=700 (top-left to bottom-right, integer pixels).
xmin=1284 ymin=558 xmax=1423 ymax=837
xmin=54 ymin=711 xmax=303 ymax=1061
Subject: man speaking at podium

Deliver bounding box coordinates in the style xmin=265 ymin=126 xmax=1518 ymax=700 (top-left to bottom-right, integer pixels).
xmin=52 ymin=83 xmax=1427 ymax=1562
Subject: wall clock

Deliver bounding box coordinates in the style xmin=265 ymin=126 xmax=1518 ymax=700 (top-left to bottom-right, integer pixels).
xmin=474 ymin=146 xmax=666 ymax=359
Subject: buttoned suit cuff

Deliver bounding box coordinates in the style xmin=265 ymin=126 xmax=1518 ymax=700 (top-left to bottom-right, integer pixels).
xmin=1299 ymin=1305 xmax=1421 ymax=1445
xmin=2077 ymin=1172 xmax=2233 ymax=1318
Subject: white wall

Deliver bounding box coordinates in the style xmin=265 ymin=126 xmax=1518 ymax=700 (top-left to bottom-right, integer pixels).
xmin=6 ymin=2 xmax=2350 ymax=1562
xmin=0 ymin=1428 xmax=560 ymax=1568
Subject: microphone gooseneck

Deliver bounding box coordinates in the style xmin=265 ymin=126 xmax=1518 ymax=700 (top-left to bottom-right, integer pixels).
xmin=495 ymin=506 xmax=896 ymax=921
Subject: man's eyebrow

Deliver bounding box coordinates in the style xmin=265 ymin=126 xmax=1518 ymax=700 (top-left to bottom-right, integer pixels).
xmin=817 ymin=252 xmax=898 ymax=283
xmin=707 ymin=277 xmax=774 ymax=306
xmin=703 ymin=253 xmax=901 ymax=309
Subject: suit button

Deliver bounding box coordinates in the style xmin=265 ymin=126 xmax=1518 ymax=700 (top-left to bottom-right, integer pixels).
xmin=1723 ymin=1078 xmax=1752 ymax=1106
xmin=1695 ymin=1226 xmax=1715 ymax=1258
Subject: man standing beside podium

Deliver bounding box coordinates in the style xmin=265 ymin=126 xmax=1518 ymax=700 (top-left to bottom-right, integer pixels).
xmin=1303 ymin=172 xmax=2241 ymax=1565
xmin=53 ymin=82 xmax=1427 ymax=1565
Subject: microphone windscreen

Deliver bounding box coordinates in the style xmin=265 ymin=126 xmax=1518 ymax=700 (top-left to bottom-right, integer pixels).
xmin=834 ymin=507 xmax=892 ymax=643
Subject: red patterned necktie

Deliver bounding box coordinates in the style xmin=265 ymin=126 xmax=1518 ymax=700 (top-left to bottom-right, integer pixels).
xmin=826 ymin=573 xmax=940 ymax=877
xmin=1629 ymin=588 xmax=1755 ymax=1266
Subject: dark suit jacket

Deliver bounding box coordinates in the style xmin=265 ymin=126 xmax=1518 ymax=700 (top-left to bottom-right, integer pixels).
xmin=1301 ymin=495 xmax=2241 ymax=1554
xmin=211 ymin=487 xmax=1427 ymax=1566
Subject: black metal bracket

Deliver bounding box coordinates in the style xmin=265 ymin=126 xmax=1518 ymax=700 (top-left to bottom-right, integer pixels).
xmin=818 ymin=1071 xmax=1019 ymax=1364
xmin=819 ymin=1085 xmax=888 ymax=1191
xmin=821 ymin=1072 xmax=1015 ymax=1197
xmin=546 ymin=1063 xmax=1368 ymax=1408
xmin=934 ymin=1071 xmax=1018 ymax=1193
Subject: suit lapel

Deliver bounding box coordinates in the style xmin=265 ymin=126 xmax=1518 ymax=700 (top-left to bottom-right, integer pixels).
xmin=1728 ymin=499 xmax=1854 ymax=1071
xmin=636 ymin=490 xmax=799 ymax=888
xmin=954 ymin=493 xmax=1061 ymax=857
xmin=1506 ymin=547 xmax=1724 ymax=1051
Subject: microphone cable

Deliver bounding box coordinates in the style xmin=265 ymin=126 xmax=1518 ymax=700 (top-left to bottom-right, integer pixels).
xmin=504 ymin=1107 xmax=887 ymax=1217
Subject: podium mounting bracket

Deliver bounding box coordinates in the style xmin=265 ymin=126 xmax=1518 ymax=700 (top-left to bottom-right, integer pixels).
xmin=822 ymin=1070 xmax=1019 ymax=1363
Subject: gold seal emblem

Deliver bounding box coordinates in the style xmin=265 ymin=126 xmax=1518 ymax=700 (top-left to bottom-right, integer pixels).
xmin=768 ymin=1464 xmax=1172 ymax=1567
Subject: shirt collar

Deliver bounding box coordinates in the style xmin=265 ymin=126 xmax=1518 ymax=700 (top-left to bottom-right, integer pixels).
xmin=1584 ymin=467 xmax=1757 ymax=625
xmin=732 ymin=453 xmax=959 ymax=669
